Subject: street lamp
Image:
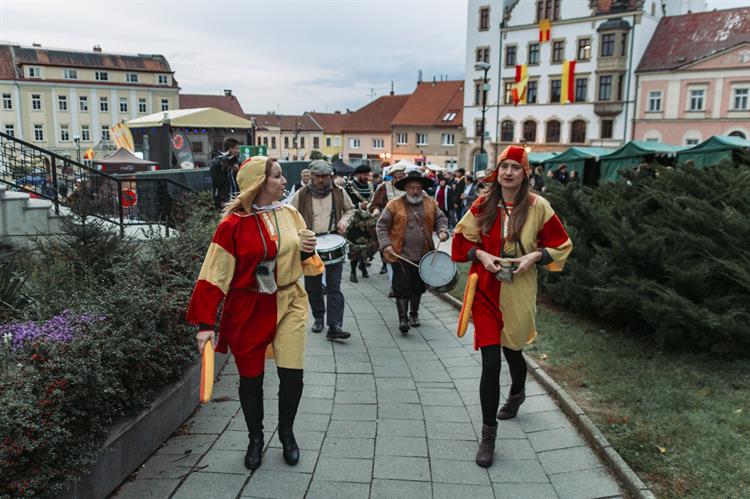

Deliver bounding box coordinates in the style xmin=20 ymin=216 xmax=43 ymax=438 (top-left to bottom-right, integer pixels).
xmin=474 ymin=61 xmax=491 ymax=173
xmin=73 ymin=134 xmax=81 ymax=163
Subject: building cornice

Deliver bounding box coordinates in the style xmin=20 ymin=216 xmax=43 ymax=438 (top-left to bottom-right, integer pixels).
xmin=0 ymin=79 xmax=180 ymax=91
xmin=501 ymin=10 xmax=644 ymax=33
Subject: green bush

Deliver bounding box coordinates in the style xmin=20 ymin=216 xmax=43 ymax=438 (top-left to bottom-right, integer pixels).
xmin=0 ymin=193 xmax=218 ymax=497
xmin=541 ymin=162 xmax=750 ymax=357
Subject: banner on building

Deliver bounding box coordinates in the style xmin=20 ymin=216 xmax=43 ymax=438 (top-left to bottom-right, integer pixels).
xmin=83 ymin=148 xmax=95 ymax=160
xmin=170 ymin=130 xmax=195 ymax=169
xmin=110 ymin=122 xmax=135 ymax=152
xmin=561 ymin=60 xmax=576 ymax=104
xmin=539 ymin=19 xmax=551 ymax=42
xmin=512 ymin=64 xmax=528 ymax=106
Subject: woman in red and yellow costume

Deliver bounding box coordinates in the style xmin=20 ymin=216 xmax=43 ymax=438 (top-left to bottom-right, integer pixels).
xmin=452 ymin=145 xmax=572 ymax=468
xmin=187 ymin=156 xmax=324 ymax=471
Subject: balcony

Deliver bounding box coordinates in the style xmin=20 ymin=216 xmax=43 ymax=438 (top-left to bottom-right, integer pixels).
xmin=594 ymin=101 xmax=624 ymax=116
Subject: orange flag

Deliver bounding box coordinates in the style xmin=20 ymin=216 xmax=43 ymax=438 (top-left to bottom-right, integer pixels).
xmin=512 ymin=64 xmax=528 ymax=106
xmin=83 ymin=148 xmax=95 ymax=160
xmin=539 ymin=19 xmax=551 ymax=42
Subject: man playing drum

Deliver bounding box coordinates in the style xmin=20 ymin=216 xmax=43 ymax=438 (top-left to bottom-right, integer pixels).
xmin=344 ymin=164 xmax=377 ymax=283
xmin=290 ymin=160 xmax=355 ymax=340
xmin=377 ymin=170 xmax=450 ymax=333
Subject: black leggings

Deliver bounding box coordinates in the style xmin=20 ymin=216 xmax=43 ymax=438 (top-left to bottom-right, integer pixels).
xmin=479 ymin=345 xmax=527 ymax=426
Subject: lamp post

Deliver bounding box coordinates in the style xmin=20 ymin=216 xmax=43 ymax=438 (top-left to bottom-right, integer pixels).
xmin=73 ymin=135 xmax=81 ymax=163
xmin=474 ymin=61 xmax=491 ymax=173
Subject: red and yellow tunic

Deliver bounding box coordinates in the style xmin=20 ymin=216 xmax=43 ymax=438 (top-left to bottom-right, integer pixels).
xmin=186 ymin=205 xmax=323 ymax=377
xmin=452 ymin=194 xmax=572 ymax=350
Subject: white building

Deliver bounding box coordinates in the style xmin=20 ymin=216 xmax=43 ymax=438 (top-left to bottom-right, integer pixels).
xmin=461 ymin=0 xmax=709 ymax=166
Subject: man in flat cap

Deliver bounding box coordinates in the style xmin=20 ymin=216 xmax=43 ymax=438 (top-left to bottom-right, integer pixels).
xmin=369 ymin=163 xmax=407 ymax=277
xmin=344 ymin=164 xmax=377 ymax=283
xmin=290 ymin=160 xmax=355 ymax=340
xmin=377 ymin=170 xmax=450 ymax=333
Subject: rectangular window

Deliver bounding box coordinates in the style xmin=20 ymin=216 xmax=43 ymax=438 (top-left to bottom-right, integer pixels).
xmin=119 ymin=97 xmax=128 ymax=113
xmin=442 ymin=112 xmax=457 ymax=121
xmin=528 ymin=43 xmax=540 ymax=66
xmin=161 ymin=98 xmax=169 ymax=111
xmin=601 ymin=119 xmax=613 ymax=139
xmin=601 ymin=34 xmax=615 ymax=57
xmin=325 ymin=137 xmax=332 ymax=147
xmin=126 ymin=73 xmax=139 ymax=83
xmin=689 ymin=88 xmax=705 ymax=111
xmin=527 ymin=80 xmax=538 ymax=104
xmin=158 ymin=74 xmax=169 ymax=85
xmin=685 ymin=138 xmax=699 ymax=145
xmin=100 ymin=96 xmax=109 ymax=112
xmin=551 ymin=41 xmax=565 ymax=63
xmin=350 ymin=138 xmax=360 ymax=148
xmin=60 ymin=125 xmax=69 ymax=141
xmin=575 ymin=78 xmax=587 ymax=102
xmin=648 ymin=91 xmax=662 ymax=112
xmin=300 ymin=137 xmax=305 ymax=148
xmin=271 ymin=136 xmax=277 ymax=149
xmin=504 ymin=81 xmax=514 ymax=105
xmin=505 ymin=45 xmax=517 ymax=66
xmin=313 ymin=136 xmax=320 ymax=149
xmin=101 ymin=126 xmax=110 ymax=141
xmin=5 ymin=124 xmax=14 ymax=137
xmin=2 ymin=93 xmax=12 ymax=110
xmin=479 ymin=6 xmax=490 ymax=31
xmin=264 ymin=137 xmax=270 ymax=146
xmin=474 ymin=81 xmax=482 ymax=106
xmin=58 ymin=95 xmax=68 ymax=111
xmin=284 ymin=136 xmax=289 ymax=148
xmin=79 ymin=96 xmax=88 ymax=111
xmin=31 ymin=94 xmax=42 ymax=110
xmin=63 ymin=69 xmax=78 ymax=80
xmin=81 ymin=125 xmax=90 ymax=141
xmin=621 ymin=32 xmax=628 ymax=57
xmin=396 ymin=132 xmax=408 ymax=145
xmin=550 ymin=79 xmax=561 ymax=103
xmin=599 ymin=75 xmax=612 ymax=101
xmin=577 ymin=38 xmax=591 ymax=61
xmin=475 ymin=119 xmax=485 ymax=138
xmin=441 ymin=133 xmax=455 ymax=146
xmin=33 ymin=124 xmax=44 ymax=141
xmin=334 ymin=136 xmax=341 ymax=147
xmin=138 ymin=98 xmax=147 ymax=113
xmin=416 ymin=133 xmax=428 ymax=146
xmin=732 ymin=87 xmax=749 ymax=110
xmin=372 ymin=138 xmax=384 ymax=149
xmin=617 ymin=75 xmax=624 ymax=101
xmin=476 ymin=47 xmax=490 ymax=63
xmin=28 ymin=67 xmax=41 ymax=78
xmin=95 ymin=71 xmax=108 ymax=81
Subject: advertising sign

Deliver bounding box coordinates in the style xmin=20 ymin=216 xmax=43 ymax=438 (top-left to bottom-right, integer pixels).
xmin=170 ymin=130 xmax=195 ymax=169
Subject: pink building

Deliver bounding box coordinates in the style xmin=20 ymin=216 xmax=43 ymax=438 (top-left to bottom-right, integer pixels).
xmin=633 ymin=7 xmax=750 ymax=146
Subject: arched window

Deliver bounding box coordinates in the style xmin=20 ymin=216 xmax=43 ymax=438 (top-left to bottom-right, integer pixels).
xmin=501 ymin=120 xmax=514 ymax=142
xmin=729 ymin=130 xmax=747 ymax=139
xmin=546 ymin=120 xmax=561 ymax=143
xmin=523 ymin=120 xmax=537 ymax=143
xmin=570 ymin=120 xmax=586 ymax=143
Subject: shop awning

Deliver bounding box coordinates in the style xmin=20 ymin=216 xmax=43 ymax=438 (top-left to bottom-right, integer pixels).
xmin=528 ymin=151 xmax=560 ymax=166
xmin=126 ymin=107 xmax=254 ymax=129
xmin=543 ymin=147 xmax=614 ymax=177
xmin=676 ymin=135 xmax=750 ymax=169
xmin=599 ymin=141 xmax=686 ymax=182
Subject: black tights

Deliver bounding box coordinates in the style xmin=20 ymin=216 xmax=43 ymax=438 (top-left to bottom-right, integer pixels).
xmin=479 ymin=345 xmax=527 ymax=426
xmin=238 ymin=367 xmax=304 ymax=435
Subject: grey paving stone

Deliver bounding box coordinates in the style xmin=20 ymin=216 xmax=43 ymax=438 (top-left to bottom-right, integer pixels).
xmin=193 ymin=401 xmax=241 ymax=417
xmin=428 ymin=438 xmax=479 ymax=461
xmin=213 ymin=430 xmax=253 ymax=451
xmin=376 ymin=377 xmax=417 ymax=391
xmin=377 ymin=389 xmax=421 ymax=404
xmin=156 ymin=434 xmax=218 ymax=456
xmin=422 ymin=404 xmax=470 ymax=422
xmin=305 ymin=359 xmax=336 ymax=373
xmin=321 ymin=436 xmax=375 ymax=458
xmin=373 ymin=455 xmax=431 ymax=482
xmin=196 ymin=449 xmax=250 ymax=475
xmin=336 ymin=373 xmax=376 ymax=391
xmin=412 ymin=368 xmax=452 ymax=383
xmin=375 ymin=436 xmax=429 ymax=457
xmin=332 ymin=403 xmax=378 ymax=421
xmin=401 ymin=351 xmax=438 ymax=361
xmin=418 ymin=388 xmax=464 ymax=406
xmin=377 ymin=419 xmax=426 ymax=438
xmin=378 ymin=402 xmax=424 ymax=420
xmin=314 ymin=456 xmax=373 ymax=483
xmin=302 ymin=384 xmax=335 ymax=399
xmin=550 ymin=466 xmax=622 ymax=499
xmin=433 ymin=483 xmax=495 ymax=499
xmin=210 ymin=383 xmax=240 ymax=400
xmin=260 ymin=449 xmax=319 ymax=473
xmin=538 ymin=446 xmax=604 ymax=475
xmin=373 ymin=365 xmax=413 ymax=378
xmin=269 ymin=430 xmax=325 ymax=451
xmin=446 ymin=365 xmax=483 ymax=379
xmin=371 ymin=478 xmax=432 ymax=499
xmin=487 ymin=458 xmax=550 ymax=484
xmin=172 ymin=472 xmax=247 ymax=499
xmin=496 ymin=438 xmax=537 ymax=460
xmin=241 ymin=469 xmax=311 ymax=498
xmin=304 ymin=372 xmax=336 ymax=386
xmin=326 ymin=420 xmax=377 ymax=438
xmin=298 ymin=397 xmax=334 ymax=414
xmin=523 ymin=394 xmax=562 ymax=414
xmin=517 ymin=409 xmax=572 ymax=433
xmin=113 ymin=478 xmax=181 ymax=499
xmin=431 ymin=458 xmax=492 ymax=485
xmin=426 ymin=421 xmax=477 ymax=440
xmin=336 ymin=361 xmax=373 ymax=374
xmin=528 ymin=427 xmax=587 ymax=452
xmin=405 ymin=360 xmax=445 ymax=371
xmin=493 ymin=482 xmax=560 ymax=499
xmin=293 ymin=413 xmax=330 ymax=432
xmin=335 ymin=390 xmax=377 ymax=404
xmin=187 ymin=415 xmax=230 ymax=434
xmin=441 ymin=356 xmax=478 ymax=368
xmin=496 ymin=419 xmax=528 ymax=439
xmin=305 ymin=479 xmax=370 ymax=499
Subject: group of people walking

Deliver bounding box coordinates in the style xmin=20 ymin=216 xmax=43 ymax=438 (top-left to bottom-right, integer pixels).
xmin=187 ymin=145 xmax=572 ymax=471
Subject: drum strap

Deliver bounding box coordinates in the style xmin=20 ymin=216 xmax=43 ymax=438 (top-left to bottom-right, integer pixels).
xmin=327 ymin=194 xmax=337 ymax=233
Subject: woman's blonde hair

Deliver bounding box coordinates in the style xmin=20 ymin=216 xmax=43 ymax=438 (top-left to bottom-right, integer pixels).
xmin=222 ymin=157 xmax=278 ymax=216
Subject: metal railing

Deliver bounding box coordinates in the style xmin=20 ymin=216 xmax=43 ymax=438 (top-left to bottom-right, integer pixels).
xmin=0 ymin=131 xmax=194 ymax=237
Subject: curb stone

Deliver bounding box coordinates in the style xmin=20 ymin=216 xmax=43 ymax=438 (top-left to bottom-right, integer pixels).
xmin=433 ymin=290 xmax=655 ymax=499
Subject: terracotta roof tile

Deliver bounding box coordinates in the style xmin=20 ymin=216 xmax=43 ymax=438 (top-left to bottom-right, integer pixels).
xmin=341 ymin=94 xmax=409 ymax=133
xmin=637 ymin=7 xmax=750 ymax=72
xmin=180 ymin=94 xmax=246 ymax=118
xmin=306 ymin=112 xmax=350 ymax=134
xmin=391 ymin=80 xmax=463 ymax=127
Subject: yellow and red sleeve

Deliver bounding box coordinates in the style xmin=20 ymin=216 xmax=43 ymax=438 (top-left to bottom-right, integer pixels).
xmin=290 ymin=208 xmax=325 ymax=276
xmin=536 ymin=200 xmax=572 ymax=271
xmin=452 ymin=197 xmax=486 ymax=262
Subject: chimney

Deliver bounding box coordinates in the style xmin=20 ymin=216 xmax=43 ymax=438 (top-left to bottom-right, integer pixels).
xmin=32 ymin=42 xmax=41 ymax=47
xmin=432 ymin=76 xmax=437 ymax=86
xmin=224 ymin=89 xmax=233 ymax=96
xmin=93 ymin=44 xmax=102 ymax=52
xmin=390 ymin=81 xmax=394 ymax=96
xmin=334 ymin=110 xmax=341 ymax=114
xmin=418 ymin=69 xmax=423 ymax=83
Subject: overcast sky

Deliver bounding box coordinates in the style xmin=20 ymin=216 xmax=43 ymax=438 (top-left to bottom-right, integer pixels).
xmin=0 ymin=0 xmax=468 ymax=115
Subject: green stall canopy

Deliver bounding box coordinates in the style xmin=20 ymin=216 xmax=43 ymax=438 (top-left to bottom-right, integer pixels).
xmin=599 ymin=141 xmax=686 ymax=182
xmin=543 ymin=147 xmax=614 ymax=177
xmin=528 ymin=151 xmax=560 ymax=166
xmin=676 ymin=135 xmax=750 ymax=169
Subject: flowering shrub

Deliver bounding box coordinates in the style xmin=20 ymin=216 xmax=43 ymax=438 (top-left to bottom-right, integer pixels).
xmin=1 ymin=311 xmax=102 ymax=351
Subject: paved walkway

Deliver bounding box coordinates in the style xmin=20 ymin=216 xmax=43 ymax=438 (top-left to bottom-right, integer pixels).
xmin=114 ymin=271 xmax=624 ymax=499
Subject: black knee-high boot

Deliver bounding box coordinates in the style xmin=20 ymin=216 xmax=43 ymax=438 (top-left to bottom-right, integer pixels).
xmin=350 ymin=259 xmax=359 ymax=282
xmin=239 ymin=374 xmax=264 ymax=470
xmin=277 ymin=367 xmax=303 ymax=465
xmin=409 ymin=294 xmax=421 ymax=327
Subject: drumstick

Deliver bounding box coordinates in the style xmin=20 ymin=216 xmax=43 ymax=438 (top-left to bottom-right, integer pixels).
xmin=394 ymin=253 xmax=420 ymax=268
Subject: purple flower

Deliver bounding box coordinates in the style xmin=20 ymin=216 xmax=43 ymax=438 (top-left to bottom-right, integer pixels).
xmin=0 ymin=310 xmax=104 ymax=351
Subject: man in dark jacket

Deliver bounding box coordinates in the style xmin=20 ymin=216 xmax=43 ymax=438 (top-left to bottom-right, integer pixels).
xmin=433 ymin=177 xmax=456 ymax=227
xmin=210 ymin=138 xmax=240 ymax=209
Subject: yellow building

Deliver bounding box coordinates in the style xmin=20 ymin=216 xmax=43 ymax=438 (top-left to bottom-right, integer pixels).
xmin=306 ymin=112 xmax=349 ymax=159
xmin=0 ymin=43 xmax=179 ymax=160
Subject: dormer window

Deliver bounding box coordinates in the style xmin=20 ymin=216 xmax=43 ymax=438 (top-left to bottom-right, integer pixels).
xmin=442 ymin=112 xmax=457 ymax=122
xmin=28 ymin=67 xmax=41 ymax=78
xmin=63 ymin=69 xmax=78 ymax=79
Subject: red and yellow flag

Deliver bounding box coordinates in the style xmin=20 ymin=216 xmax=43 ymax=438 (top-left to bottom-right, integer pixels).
xmin=512 ymin=64 xmax=528 ymax=106
xmin=539 ymin=19 xmax=551 ymax=42
xmin=83 ymin=148 xmax=95 ymax=160
xmin=560 ymin=59 xmax=576 ymax=104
